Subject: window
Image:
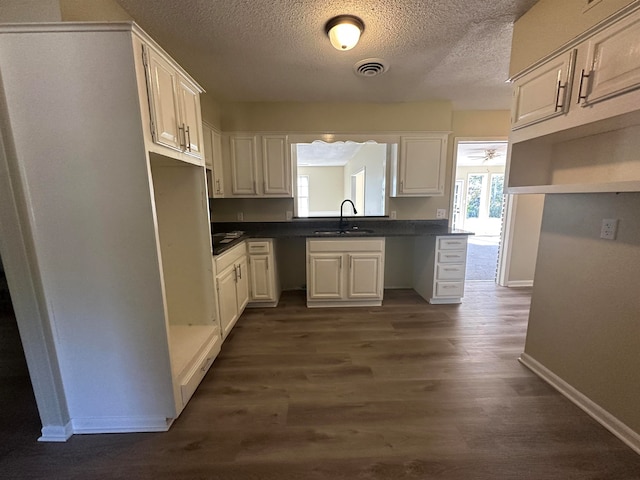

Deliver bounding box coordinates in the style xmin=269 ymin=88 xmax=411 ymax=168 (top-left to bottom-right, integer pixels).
xmin=466 ymin=174 xmax=485 ymax=219
xmin=489 ymin=174 xmax=504 ymax=218
xmin=297 ymin=175 xmax=309 ymax=217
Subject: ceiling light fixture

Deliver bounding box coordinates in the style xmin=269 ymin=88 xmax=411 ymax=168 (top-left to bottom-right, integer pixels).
xmin=325 ymin=15 xmax=364 ymax=51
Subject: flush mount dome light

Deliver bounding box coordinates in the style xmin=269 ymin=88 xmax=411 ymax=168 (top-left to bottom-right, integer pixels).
xmin=325 ymin=15 xmax=364 ymax=51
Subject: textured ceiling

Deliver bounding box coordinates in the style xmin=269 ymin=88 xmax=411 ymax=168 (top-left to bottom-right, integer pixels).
xmin=116 ymin=0 xmax=538 ymax=109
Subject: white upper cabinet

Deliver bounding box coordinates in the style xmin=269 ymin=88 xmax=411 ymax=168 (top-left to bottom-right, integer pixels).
xmin=261 ymin=135 xmax=291 ymax=196
xmin=145 ymin=49 xmax=181 ymax=151
xmin=579 ymin=12 xmax=640 ymax=106
xmin=391 ymin=134 xmax=448 ymax=197
xmin=144 ymin=45 xmax=204 ymax=162
xmin=230 ymin=135 xmax=258 ymax=195
xmin=511 ymin=50 xmax=576 ymax=130
xmin=224 ymin=134 xmax=292 ymax=197
xmin=507 ymin=4 xmax=640 ymax=194
xmin=203 ymin=123 xmax=225 ymax=198
xmin=176 ymin=77 xmax=203 ymax=157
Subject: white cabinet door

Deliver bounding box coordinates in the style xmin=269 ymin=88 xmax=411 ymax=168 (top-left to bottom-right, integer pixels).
xmin=203 ymin=125 xmax=225 ymax=197
xmin=230 ymin=136 xmax=258 ymax=195
xmin=308 ymin=253 xmax=343 ymax=300
xmin=177 ymin=77 xmax=203 ymax=158
xmin=347 ymin=253 xmax=382 ymax=299
xmin=512 ymin=50 xmax=576 ymax=129
xmin=211 ymin=130 xmax=225 ymax=197
xmin=581 ymin=13 xmax=640 ymax=106
xmin=146 ymin=49 xmax=181 ymax=151
xmin=203 ymin=123 xmax=214 ymax=169
xmin=216 ymin=265 xmax=239 ymax=338
xmin=249 ymin=254 xmax=273 ymax=301
xmin=235 ymin=256 xmax=250 ymax=313
xmin=395 ymin=135 xmax=447 ymax=196
xmin=261 ymin=135 xmax=291 ymax=196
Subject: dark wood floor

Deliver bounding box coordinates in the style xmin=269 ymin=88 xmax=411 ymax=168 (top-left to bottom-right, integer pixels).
xmin=2 ymin=283 xmax=640 ymax=479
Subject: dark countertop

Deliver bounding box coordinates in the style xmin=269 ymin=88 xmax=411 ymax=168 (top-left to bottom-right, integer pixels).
xmin=211 ymin=219 xmax=472 ymax=255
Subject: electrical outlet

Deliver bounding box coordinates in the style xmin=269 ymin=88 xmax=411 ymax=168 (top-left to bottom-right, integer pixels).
xmin=390 ymin=211 xmax=397 ymax=219
xmin=237 ymin=212 xmax=243 ymax=221
xmin=600 ymin=218 xmax=618 ymax=240
xmin=436 ymin=208 xmax=446 ymax=219
xmin=286 ymin=210 xmax=293 ymax=221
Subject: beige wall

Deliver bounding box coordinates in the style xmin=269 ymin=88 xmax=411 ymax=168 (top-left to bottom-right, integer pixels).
xmin=298 ymin=166 xmax=344 ymax=215
xmin=217 ymin=101 xmax=452 ymax=132
xmin=525 ymin=193 xmax=640 ymax=433
xmin=510 ymin=0 xmax=635 ymax=76
xmin=59 ymin=0 xmax=133 ymax=21
xmin=512 ymin=0 xmax=640 ymax=441
xmin=0 ymin=0 xmax=61 ymax=22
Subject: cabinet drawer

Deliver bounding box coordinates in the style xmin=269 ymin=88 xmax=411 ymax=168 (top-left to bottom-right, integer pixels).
xmin=180 ymin=334 xmax=220 ymax=407
xmin=437 ymin=251 xmax=466 ymax=263
xmin=436 ymin=264 xmax=465 ymax=280
xmin=438 ymin=237 xmax=467 ymax=250
xmin=214 ymin=241 xmax=246 ymax=272
xmin=435 ymin=281 xmax=464 ymax=298
xmin=247 ymin=240 xmax=270 ymax=254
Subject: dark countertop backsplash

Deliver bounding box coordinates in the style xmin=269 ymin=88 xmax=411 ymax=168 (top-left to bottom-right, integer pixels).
xmin=211 ymin=219 xmax=472 ymax=255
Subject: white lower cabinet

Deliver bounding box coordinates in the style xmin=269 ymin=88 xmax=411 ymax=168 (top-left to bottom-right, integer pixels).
xmin=247 ymin=239 xmax=281 ymax=307
xmin=413 ymin=235 xmax=468 ymax=304
xmin=214 ymin=242 xmax=249 ymax=339
xmin=306 ymin=238 xmax=385 ymax=307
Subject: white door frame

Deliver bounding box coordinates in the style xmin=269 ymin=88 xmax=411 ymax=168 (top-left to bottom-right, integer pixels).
xmin=451 ymin=137 xmax=512 ymax=285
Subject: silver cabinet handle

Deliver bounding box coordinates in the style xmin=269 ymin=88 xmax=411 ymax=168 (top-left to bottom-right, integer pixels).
xmin=185 ymin=125 xmax=191 ymax=151
xmin=554 ymin=80 xmax=566 ymax=112
xmin=179 ymin=124 xmax=186 ymax=149
xmin=266 ymin=257 xmax=269 ymax=270
xmin=577 ymin=69 xmax=590 ymax=104
xmin=238 ymin=263 xmax=242 ymax=279
xmin=233 ymin=265 xmax=238 ymax=282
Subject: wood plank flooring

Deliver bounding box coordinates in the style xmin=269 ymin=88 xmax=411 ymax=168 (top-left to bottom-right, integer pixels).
xmin=2 ymin=283 xmax=640 ymax=479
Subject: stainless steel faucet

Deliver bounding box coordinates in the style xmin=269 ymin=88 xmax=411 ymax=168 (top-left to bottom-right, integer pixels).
xmin=339 ymin=199 xmax=357 ymax=232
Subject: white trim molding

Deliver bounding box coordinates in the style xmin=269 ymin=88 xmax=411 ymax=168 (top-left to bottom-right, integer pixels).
xmin=38 ymin=422 xmax=73 ymax=442
xmin=506 ymin=280 xmax=533 ymax=287
xmin=70 ymin=416 xmax=173 ymax=435
xmin=519 ymin=353 xmax=640 ymax=456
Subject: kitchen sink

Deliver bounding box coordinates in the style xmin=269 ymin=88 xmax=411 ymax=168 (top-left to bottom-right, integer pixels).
xmin=313 ymin=229 xmax=375 ymax=235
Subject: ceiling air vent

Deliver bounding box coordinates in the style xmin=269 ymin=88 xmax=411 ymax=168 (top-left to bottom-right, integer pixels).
xmin=354 ymin=58 xmax=388 ymax=77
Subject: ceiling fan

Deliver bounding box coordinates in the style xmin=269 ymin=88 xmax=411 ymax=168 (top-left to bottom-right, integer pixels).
xmin=467 ymin=148 xmax=505 ymax=163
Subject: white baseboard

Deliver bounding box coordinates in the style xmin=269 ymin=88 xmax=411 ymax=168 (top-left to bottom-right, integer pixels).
xmin=70 ymin=415 xmax=172 ymax=434
xmin=38 ymin=421 xmax=73 ymax=442
xmin=519 ymin=353 xmax=640 ymax=455
xmin=507 ymin=280 xmax=533 ymax=287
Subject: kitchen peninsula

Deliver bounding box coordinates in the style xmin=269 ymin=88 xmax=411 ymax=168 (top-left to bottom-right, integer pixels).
xmin=211 ymin=219 xmax=472 ymax=307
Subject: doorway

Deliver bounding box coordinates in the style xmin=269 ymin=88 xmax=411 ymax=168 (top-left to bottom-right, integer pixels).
xmin=453 ymin=140 xmax=507 ymax=281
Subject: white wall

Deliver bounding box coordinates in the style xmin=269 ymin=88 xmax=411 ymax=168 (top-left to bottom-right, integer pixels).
xmin=343 ymin=143 xmax=386 ymax=216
